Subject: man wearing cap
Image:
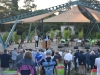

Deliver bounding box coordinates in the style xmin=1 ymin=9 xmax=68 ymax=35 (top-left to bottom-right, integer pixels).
xmin=40 ymin=50 xmax=57 ymax=75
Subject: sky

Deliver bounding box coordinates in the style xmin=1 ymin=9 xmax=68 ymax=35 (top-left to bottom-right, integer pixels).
xmin=18 ymin=0 xmax=76 ymax=9
xmin=18 ymin=0 xmax=100 ymax=10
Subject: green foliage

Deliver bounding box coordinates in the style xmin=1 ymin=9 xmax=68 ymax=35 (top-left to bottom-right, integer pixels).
xmin=78 ymin=29 xmax=84 ymax=39
xmin=22 ymin=32 xmax=26 ymax=40
xmin=13 ymin=32 xmax=19 ymax=44
xmin=96 ymin=32 xmax=100 ymax=39
xmin=30 ymin=31 xmax=34 ymax=42
xmin=2 ymin=32 xmax=9 ymax=43
xmin=50 ymin=28 xmax=55 ymax=38
xmin=24 ymin=0 xmax=37 ymax=11
xmin=63 ymin=29 xmax=71 ymax=39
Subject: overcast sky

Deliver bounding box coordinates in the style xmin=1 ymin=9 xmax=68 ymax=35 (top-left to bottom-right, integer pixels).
xmin=18 ymin=0 xmax=100 ymax=9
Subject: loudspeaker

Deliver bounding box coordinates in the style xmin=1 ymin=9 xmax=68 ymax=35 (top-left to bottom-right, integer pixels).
xmin=17 ymin=30 xmax=23 ymax=35
xmin=58 ymin=44 xmax=63 ymax=48
xmin=85 ymin=46 xmax=90 ymax=49
xmin=74 ymin=46 xmax=78 ymax=49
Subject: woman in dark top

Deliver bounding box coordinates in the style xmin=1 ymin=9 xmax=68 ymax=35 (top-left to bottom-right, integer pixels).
xmin=54 ymin=52 xmax=61 ymax=64
xmin=16 ymin=51 xmax=36 ymax=75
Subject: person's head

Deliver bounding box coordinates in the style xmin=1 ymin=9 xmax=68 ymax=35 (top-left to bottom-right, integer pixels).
xmin=24 ymin=51 xmax=32 ymax=59
xmin=46 ymin=33 xmax=49 ymax=36
xmin=14 ymin=48 xmax=17 ymax=51
xmin=80 ymin=51 xmax=83 ymax=54
xmin=90 ymin=51 xmax=95 ymax=55
xmin=86 ymin=49 xmax=89 ymax=52
xmin=4 ymin=49 xmax=7 ymax=54
xmin=69 ymin=50 xmax=72 ymax=54
xmin=36 ymin=50 xmax=39 ymax=54
xmin=19 ymin=49 xmax=24 ymax=53
xmin=76 ymin=50 xmax=79 ymax=52
xmin=46 ymin=50 xmax=52 ymax=56
xmin=55 ymin=52 xmax=59 ymax=55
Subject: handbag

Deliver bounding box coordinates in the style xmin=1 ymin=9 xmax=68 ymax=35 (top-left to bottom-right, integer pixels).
xmin=20 ymin=65 xmax=30 ymax=75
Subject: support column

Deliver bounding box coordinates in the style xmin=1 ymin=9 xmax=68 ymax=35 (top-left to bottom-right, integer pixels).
xmin=41 ymin=19 xmax=44 ymax=39
xmin=85 ymin=21 xmax=92 ymax=38
xmin=28 ymin=22 xmax=39 ymax=42
xmin=27 ymin=23 xmax=33 ymax=43
xmin=96 ymin=23 xmax=100 ymax=33
xmin=86 ymin=22 xmax=96 ymax=38
xmin=4 ymin=17 xmax=19 ymax=49
xmin=0 ymin=35 xmax=5 ymax=49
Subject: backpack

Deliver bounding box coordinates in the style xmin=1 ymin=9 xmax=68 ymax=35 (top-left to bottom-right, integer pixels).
xmin=42 ymin=58 xmax=56 ymax=75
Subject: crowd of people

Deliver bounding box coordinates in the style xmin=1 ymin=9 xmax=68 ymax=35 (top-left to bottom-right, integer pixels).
xmin=0 ymin=47 xmax=100 ymax=75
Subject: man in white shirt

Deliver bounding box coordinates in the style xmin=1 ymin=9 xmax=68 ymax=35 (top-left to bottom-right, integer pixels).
xmin=34 ymin=33 xmax=39 ymax=47
xmin=59 ymin=50 xmax=62 ymax=57
xmin=95 ymin=54 xmax=100 ymax=75
xmin=64 ymin=50 xmax=73 ymax=75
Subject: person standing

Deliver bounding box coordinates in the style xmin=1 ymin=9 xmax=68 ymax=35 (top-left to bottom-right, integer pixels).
xmin=95 ymin=54 xmax=100 ymax=75
xmin=16 ymin=51 xmax=36 ymax=75
xmin=44 ymin=33 xmax=50 ymax=48
xmin=34 ymin=33 xmax=39 ymax=48
xmin=16 ymin=49 xmax=24 ymax=62
xmin=85 ymin=50 xmax=90 ymax=71
xmin=78 ymin=51 xmax=86 ymax=75
xmin=74 ymin=50 xmax=80 ymax=74
xmin=40 ymin=50 xmax=57 ymax=75
xmin=11 ymin=48 xmax=18 ymax=70
xmin=0 ymin=49 xmax=11 ymax=71
xmin=35 ymin=50 xmax=42 ymax=75
xmin=64 ymin=50 xmax=73 ymax=75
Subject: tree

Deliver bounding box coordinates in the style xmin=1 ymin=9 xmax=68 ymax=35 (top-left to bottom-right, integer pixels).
xmin=78 ymin=28 xmax=84 ymax=39
xmin=2 ymin=32 xmax=9 ymax=43
xmin=13 ymin=32 xmax=19 ymax=44
xmin=96 ymin=32 xmax=100 ymax=39
xmin=50 ymin=28 xmax=55 ymax=39
xmin=24 ymin=0 xmax=36 ymax=11
xmin=63 ymin=29 xmax=71 ymax=39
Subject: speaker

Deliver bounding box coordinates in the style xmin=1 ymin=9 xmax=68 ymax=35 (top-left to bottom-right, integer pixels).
xmin=74 ymin=46 xmax=78 ymax=49
xmin=85 ymin=46 xmax=90 ymax=49
xmin=17 ymin=30 xmax=23 ymax=35
xmin=58 ymin=44 xmax=63 ymax=48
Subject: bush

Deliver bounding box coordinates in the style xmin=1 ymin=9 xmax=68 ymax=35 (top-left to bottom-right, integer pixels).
xmin=2 ymin=32 xmax=9 ymax=43
xmin=96 ymin=32 xmax=100 ymax=39
xmin=63 ymin=29 xmax=71 ymax=39
xmin=50 ymin=28 xmax=55 ymax=39
xmin=13 ymin=32 xmax=19 ymax=44
xmin=78 ymin=29 xmax=84 ymax=39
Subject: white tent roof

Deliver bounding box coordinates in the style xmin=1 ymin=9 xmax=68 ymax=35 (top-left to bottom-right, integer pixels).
xmin=44 ymin=6 xmax=100 ymax=22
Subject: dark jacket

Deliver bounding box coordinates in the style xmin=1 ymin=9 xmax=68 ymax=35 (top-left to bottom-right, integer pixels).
xmin=90 ymin=54 xmax=96 ymax=65
xmin=78 ymin=53 xmax=86 ymax=65
xmin=16 ymin=58 xmax=37 ymax=75
xmin=85 ymin=52 xmax=90 ymax=63
xmin=74 ymin=51 xmax=80 ymax=62
xmin=16 ymin=53 xmax=24 ymax=62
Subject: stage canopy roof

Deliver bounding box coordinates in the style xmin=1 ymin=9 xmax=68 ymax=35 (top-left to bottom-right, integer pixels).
xmin=4 ymin=12 xmax=55 ymax=24
xmin=44 ymin=6 xmax=100 ymax=23
xmin=4 ymin=6 xmax=100 ymax=24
